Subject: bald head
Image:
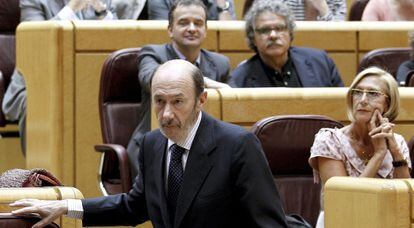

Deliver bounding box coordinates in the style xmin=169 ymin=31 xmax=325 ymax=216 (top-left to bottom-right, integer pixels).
xmin=151 ymin=60 xmax=207 ymax=143
xmin=152 ymin=59 xmax=205 ymax=98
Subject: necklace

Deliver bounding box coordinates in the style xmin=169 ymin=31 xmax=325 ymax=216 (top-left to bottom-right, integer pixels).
xmin=348 ymin=130 xmax=373 ymax=166
xmin=360 ymin=150 xmax=373 ymax=165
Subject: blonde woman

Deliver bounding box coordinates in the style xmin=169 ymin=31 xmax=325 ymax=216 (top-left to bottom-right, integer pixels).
xmin=309 ymin=67 xmax=411 ymax=227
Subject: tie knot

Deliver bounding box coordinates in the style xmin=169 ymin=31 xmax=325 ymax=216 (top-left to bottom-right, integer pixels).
xmin=170 ymin=144 xmax=185 ymax=160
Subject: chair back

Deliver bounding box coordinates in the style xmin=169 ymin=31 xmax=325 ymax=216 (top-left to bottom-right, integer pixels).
xmin=251 ymin=115 xmax=344 ymax=227
xmin=0 ymin=215 xmax=59 ymax=228
xmin=405 ymin=70 xmax=414 ymax=87
xmin=98 ymin=48 xmax=142 ymax=194
xmin=358 ymin=48 xmax=411 ymax=78
xmin=242 ymin=0 xmax=255 ymax=18
xmin=0 ymin=0 xmax=20 ymax=126
xmin=348 ymin=0 xmax=370 ymax=21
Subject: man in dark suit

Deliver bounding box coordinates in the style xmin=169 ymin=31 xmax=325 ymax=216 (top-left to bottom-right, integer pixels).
xmin=11 ymin=59 xmax=288 ymax=228
xmin=127 ymin=0 xmax=231 ymax=178
xmin=229 ymin=0 xmax=344 ymax=88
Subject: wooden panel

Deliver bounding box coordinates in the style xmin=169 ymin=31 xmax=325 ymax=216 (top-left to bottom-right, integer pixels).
xmin=329 ymin=53 xmax=357 ymax=86
xmin=18 ymin=21 xmax=75 ymax=186
xmin=359 ymin=31 xmax=410 ymax=51
xmin=294 ymin=30 xmax=356 ymax=51
xmin=75 ymin=53 xmax=109 ymax=198
xmin=218 ymin=21 xmax=249 ymax=51
xmin=234 ymin=0 xmax=246 ymax=20
xmin=220 ymin=88 xmax=348 ymax=123
xmin=0 ymin=137 xmax=24 ymax=174
xmin=222 ymin=52 xmax=254 ymax=70
xmin=325 ymin=177 xmax=410 ymax=228
xmin=75 ymin=20 xmax=218 ymax=51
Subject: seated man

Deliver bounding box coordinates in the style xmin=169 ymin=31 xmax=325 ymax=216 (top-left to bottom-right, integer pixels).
xmin=229 ymin=0 xmax=344 ymax=88
xmin=10 ymin=59 xmax=289 ymax=228
xmin=397 ymin=31 xmax=414 ymax=85
xmin=2 ymin=0 xmax=117 ymax=154
xmin=127 ymin=0 xmax=230 ymax=178
xmin=148 ymin=0 xmax=236 ymax=20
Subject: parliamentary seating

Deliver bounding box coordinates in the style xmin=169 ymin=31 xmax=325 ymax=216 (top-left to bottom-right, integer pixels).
xmin=0 ymin=0 xmax=20 ymax=127
xmin=95 ymin=48 xmax=142 ymax=195
xmin=405 ymin=70 xmax=414 ymax=86
xmin=358 ymin=47 xmax=411 ymax=79
xmin=0 ymin=187 xmax=83 ymax=228
xmin=325 ymin=177 xmax=414 ymax=228
xmin=251 ymin=115 xmax=343 ymax=227
xmin=16 ymin=21 xmax=414 ymax=198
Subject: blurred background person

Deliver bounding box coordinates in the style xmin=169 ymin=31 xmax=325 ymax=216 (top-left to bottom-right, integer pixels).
xmin=309 ymin=67 xmax=411 ymax=228
xmin=397 ymin=31 xmax=414 ymax=85
xmin=362 ymin=0 xmax=414 ymax=21
xmin=3 ymin=0 xmax=120 ymax=155
xmin=243 ymin=0 xmax=346 ymax=21
xmin=148 ymin=0 xmax=236 ymax=20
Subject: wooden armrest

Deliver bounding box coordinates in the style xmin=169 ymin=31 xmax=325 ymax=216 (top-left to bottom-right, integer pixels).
xmin=94 ymin=144 xmax=132 ymax=192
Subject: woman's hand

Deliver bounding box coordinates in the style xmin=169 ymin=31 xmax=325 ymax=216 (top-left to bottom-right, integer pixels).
xmin=368 ymin=110 xmax=400 ymax=157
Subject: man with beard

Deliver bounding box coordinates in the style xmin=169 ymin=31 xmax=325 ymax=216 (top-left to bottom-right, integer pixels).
xmin=229 ymin=0 xmax=343 ymax=88
xmin=127 ymin=0 xmax=230 ymax=179
xmin=10 ymin=59 xmax=288 ymax=228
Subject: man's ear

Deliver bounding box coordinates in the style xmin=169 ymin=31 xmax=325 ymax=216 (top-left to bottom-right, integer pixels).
xmin=168 ymin=26 xmax=173 ymax=38
xmin=198 ymin=91 xmax=208 ymax=107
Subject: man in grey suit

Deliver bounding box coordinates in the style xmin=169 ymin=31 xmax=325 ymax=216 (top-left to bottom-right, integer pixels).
xmin=2 ymin=0 xmax=118 ymax=154
xmin=127 ymin=0 xmax=231 ymax=178
xmin=229 ymin=0 xmax=344 ymax=88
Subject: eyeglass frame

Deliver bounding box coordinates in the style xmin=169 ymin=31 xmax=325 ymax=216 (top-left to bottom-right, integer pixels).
xmin=350 ymin=88 xmax=389 ymax=100
xmin=254 ymin=24 xmax=289 ymax=36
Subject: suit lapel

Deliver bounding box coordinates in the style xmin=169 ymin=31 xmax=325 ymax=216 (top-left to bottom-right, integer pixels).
xmin=50 ymin=0 xmax=67 ymax=17
xmin=174 ymin=113 xmax=216 ymax=228
xmin=290 ymin=48 xmax=319 ymax=86
xmin=249 ymin=55 xmax=273 ymax=87
xmin=199 ymin=51 xmax=218 ymax=81
xmin=152 ymin=133 xmax=172 ymax=227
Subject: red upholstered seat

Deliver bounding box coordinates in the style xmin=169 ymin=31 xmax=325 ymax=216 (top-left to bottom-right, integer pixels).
xmin=251 ymin=115 xmax=343 ymax=227
xmin=358 ymin=48 xmax=411 ymax=78
xmin=95 ymin=48 xmax=142 ymax=195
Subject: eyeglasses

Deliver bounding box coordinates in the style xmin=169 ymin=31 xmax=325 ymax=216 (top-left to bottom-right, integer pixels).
xmin=350 ymin=88 xmax=388 ymax=100
xmin=254 ymin=24 xmax=288 ymax=36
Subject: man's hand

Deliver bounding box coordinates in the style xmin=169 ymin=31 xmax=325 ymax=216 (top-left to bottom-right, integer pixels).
xmin=88 ymin=0 xmax=107 ymax=12
xmin=306 ymin=0 xmax=329 ymax=17
xmin=10 ymin=199 xmax=68 ymax=228
xmin=67 ymin=0 xmax=89 ymax=11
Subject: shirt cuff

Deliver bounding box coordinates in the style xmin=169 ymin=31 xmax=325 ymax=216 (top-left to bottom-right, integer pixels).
xmin=57 ymin=6 xmax=79 ymax=20
xmin=317 ymin=12 xmax=333 ymax=21
xmin=103 ymin=11 xmax=114 ymax=20
xmin=66 ymin=199 xmax=84 ymax=219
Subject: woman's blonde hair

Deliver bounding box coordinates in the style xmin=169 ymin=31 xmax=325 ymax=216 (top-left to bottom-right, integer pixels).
xmin=346 ymin=67 xmax=400 ymax=122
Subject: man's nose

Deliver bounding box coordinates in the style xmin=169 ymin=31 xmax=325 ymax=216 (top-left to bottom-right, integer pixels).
xmin=269 ymin=30 xmax=278 ymax=39
xmin=188 ymin=22 xmax=196 ymax=31
xmin=162 ymin=104 xmax=174 ymax=119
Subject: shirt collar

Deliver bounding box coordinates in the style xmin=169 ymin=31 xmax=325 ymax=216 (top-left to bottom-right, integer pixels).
xmin=172 ymin=43 xmax=201 ymax=66
xmin=167 ymin=111 xmax=202 ymax=151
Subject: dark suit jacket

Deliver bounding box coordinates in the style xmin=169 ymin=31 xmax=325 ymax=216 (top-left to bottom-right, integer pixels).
xmin=229 ymin=46 xmax=344 ymax=88
xmin=126 ymin=44 xmax=230 ymax=179
xmin=82 ymin=113 xmax=288 ymax=228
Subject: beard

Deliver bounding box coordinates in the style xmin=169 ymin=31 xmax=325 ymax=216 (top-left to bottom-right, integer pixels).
xmin=159 ymin=108 xmax=199 ymax=144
